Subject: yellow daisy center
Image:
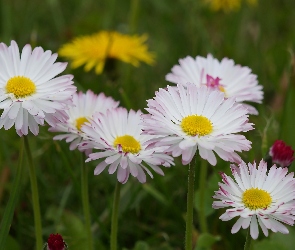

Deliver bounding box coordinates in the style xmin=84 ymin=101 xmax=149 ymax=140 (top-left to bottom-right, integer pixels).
xmin=219 ymin=85 xmax=225 ymax=93
xmin=114 ymin=135 xmax=141 ymax=154
xmin=6 ymin=76 xmax=36 ymax=98
xmin=181 ymin=115 xmax=213 ymax=136
xmin=242 ymin=188 xmax=272 ymax=210
xmin=76 ymin=117 xmax=89 ymax=131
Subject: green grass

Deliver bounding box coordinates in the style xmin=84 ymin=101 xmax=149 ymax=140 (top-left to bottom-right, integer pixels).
xmin=0 ymin=0 xmax=295 ymax=249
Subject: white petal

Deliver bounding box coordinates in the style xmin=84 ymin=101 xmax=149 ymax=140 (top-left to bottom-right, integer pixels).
xmin=117 ymin=166 xmax=130 ymax=184
xmin=94 ymin=161 xmax=108 ymax=175
xmin=108 ymin=158 xmax=120 ymax=174
xmin=250 ymin=215 xmax=259 ymax=239
xmin=231 ymin=217 xmax=244 ymax=234
xmin=257 ymin=216 xmax=269 ymax=237
xmin=120 ymin=157 xmax=128 ymax=169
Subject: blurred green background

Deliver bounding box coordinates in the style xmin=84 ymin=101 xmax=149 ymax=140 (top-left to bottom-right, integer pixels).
xmin=0 ymin=0 xmax=295 ymax=249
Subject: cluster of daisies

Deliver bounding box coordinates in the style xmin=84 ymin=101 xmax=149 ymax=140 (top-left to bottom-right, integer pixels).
xmin=1 ymin=39 xmax=294 ymax=240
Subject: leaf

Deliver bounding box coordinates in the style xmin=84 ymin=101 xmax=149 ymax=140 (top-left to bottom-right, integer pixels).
xmin=134 ymin=241 xmax=150 ymax=250
xmin=4 ymin=235 xmax=20 ymax=250
xmin=253 ymin=239 xmax=288 ymax=250
xmin=59 ymin=211 xmax=89 ymax=250
xmin=142 ymin=183 xmax=169 ymax=205
xmin=195 ymin=173 xmax=219 ymax=217
xmin=270 ymin=226 xmax=295 ymax=249
xmin=252 ymin=227 xmax=295 ymax=250
xmin=195 ymin=233 xmax=221 ymax=250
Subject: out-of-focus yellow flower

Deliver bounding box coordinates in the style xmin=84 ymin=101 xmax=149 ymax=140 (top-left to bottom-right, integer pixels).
xmin=59 ymin=31 xmax=155 ymax=74
xmin=205 ymin=0 xmax=257 ymax=12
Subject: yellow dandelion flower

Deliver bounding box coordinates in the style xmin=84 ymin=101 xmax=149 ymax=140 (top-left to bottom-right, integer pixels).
xmin=246 ymin=0 xmax=257 ymax=6
xmin=205 ymin=0 xmax=257 ymax=12
xmin=58 ymin=31 xmax=155 ymax=74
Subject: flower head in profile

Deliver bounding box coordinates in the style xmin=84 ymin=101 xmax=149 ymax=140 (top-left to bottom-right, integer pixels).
xmin=49 ymin=90 xmax=119 ymax=151
xmin=203 ymin=0 xmax=257 ymax=12
xmin=143 ymin=84 xmax=253 ymax=166
xmin=79 ymin=107 xmax=174 ymax=184
xmin=269 ymin=140 xmax=294 ymax=167
xmin=45 ymin=233 xmax=67 ymax=250
xmin=59 ymin=31 xmax=155 ymax=75
xmin=166 ymin=54 xmax=263 ymax=114
xmin=213 ymin=160 xmax=295 ymax=239
xmin=0 ymin=41 xmax=76 ymax=136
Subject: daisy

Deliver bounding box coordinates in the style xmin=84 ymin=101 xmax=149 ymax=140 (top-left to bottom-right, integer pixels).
xmin=212 ymin=160 xmax=295 ymax=239
xmin=165 ymin=54 xmax=263 ymax=114
xmin=79 ymin=107 xmax=174 ymax=184
xmin=0 ymin=40 xmax=76 ymax=136
xmin=143 ymin=84 xmax=253 ymax=166
xmin=59 ymin=31 xmax=155 ymax=74
xmin=49 ymin=90 xmax=119 ymax=150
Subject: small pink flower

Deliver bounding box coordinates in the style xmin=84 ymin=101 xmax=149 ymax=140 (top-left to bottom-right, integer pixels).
xmin=269 ymin=140 xmax=294 ymax=167
xmin=46 ymin=233 xmax=66 ymax=250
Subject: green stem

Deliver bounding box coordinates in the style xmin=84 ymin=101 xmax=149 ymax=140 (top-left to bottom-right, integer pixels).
xmin=24 ymin=136 xmax=43 ymax=250
xmin=119 ymin=0 xmax=140 ymax=109
xmin=278 ymin=51 xmax=295 ymax=140
xmin=110 ymin=181 xmax=122 ymax=250
xmin=81 ymin=153 xmax=93 ymax=250
xmin=185 ymin=156 xmax=196 ymax=250
xmin=0 ymin=137 xmax=24 ymax=248
xmin=129 ymin=0 xmax=139 ymax=34
xmin=244 ymin=228 xmax=252 ymax=250
xmin=1 ymin=0 xmax=13 ymax=43
xmin=104 ymin=0 xmax=117 ymax=30
xmin=199 ymin=159 xmax=208 ymax=233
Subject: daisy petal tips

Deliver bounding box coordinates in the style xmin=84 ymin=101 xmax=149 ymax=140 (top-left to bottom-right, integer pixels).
xmin=79 ymin=107 xmax=174 ymax=184
xmin=165 ymin=54 xmax=263 ymax=115
xmin=213 ymin=160 xmax=295 ymax=240
xmin=142 ymin=84 xmax=253 ymax=166
xmin=0 ymin=40 xmax=76 ymax=136
xmin=49 ymin=90 xmax=119 ymax=151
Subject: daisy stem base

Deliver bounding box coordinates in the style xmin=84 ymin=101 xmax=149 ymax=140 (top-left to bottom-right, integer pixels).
xmin=244 ymin=228 xmax=252 ymax=250
xmin=81 ymin=153 xmax=93 ymax=250
xmin=199 ymin=159 xmax=208 ymax=233
xmin=0 ymin=137 xmax=24 ymax=248
xmin=185 ymin=156 xmax=196 ymax=250
xmin=24 ymin=136 xmax=43 ymax=250
xmin=111 ymin=181 xmax=122 ymax=250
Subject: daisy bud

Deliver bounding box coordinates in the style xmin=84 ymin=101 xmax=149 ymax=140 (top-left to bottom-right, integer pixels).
xmin=269 ymin=140 xmax=294 ymax=167
xmin=46 ymin=233 xmax=67 ymax=250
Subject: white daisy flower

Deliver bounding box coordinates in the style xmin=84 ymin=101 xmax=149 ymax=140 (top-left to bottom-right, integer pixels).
xmin=79 ymin=107 xmax=174 ymax=184
xmin=213 ymin=160 xmax=295 ymax=239
xmin=165 ymin=54 xmax=263 ymax=115
xmin=143 ymin=84 xmax=253 ymax=166
xmin=0 ymin=40 xmax=76 ymax=136
xmin=49 ymin=90 xmax=119 ymax=150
